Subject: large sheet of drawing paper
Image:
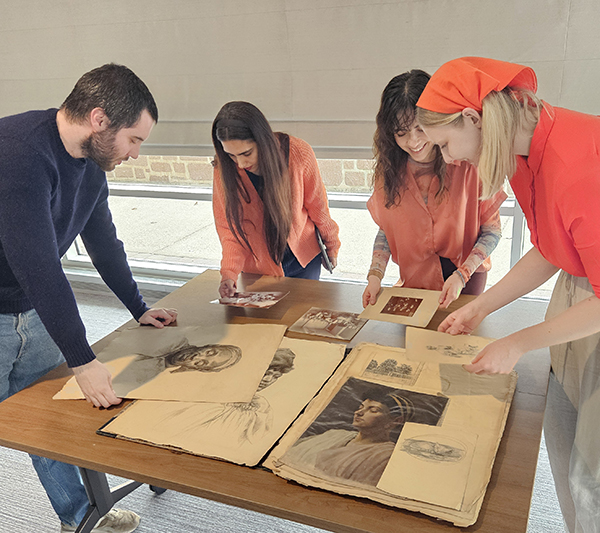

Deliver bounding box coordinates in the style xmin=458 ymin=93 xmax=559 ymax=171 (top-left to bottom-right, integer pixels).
xmin=54 ymin=324 xmax=286 ymax=403
xmin=265 ymin=333 xmax=517 ymax=527
xmin=358 ymin=287 xmax=441 ymax=327
xmin=97 ymin=337 xmax=345 ymax=466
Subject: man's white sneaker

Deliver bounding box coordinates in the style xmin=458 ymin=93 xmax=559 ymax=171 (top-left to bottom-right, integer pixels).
xmin=60 ymin=508 xmax=140 ymax=533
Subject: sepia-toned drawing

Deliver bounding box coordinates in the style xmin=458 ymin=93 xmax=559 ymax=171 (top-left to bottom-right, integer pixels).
xmin=98 ymin=337 xmax=346 ymax=467
xmin=401 ymin=436 xmax=467 ymax=463
xmin=134 ymin=339 xmax=242 ymax=373
xmin=425 ymin=344 xmax=480 ymax=359
xmin=282 ymin=378 xmax=449 ymax=486
xmin=288 ymin=307 xmax=368 ymax=341
xmin=363 ymin=358 xmax=424 ymax=386
xmin=381 ymin=296 xmax=422 ymax=317
xmin=56 ymin=324 xmax=287 ymax=403
xmin=163 ymin=347 xmax=296 ymax=445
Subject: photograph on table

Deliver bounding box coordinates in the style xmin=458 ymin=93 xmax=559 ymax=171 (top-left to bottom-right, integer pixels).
xmin=288 ymin=307 xmax=368 ymax=341
xmin=97 ymin=337 xmax=346 ymax=466
xmin=359 ymin=287 xmax=441 ymax=327
xmin=266 ymin=341 xmax=518 ymax=526
xmin=280 ymin=377 xmax=449 ymax=486
xmin=54 ymin=323 xmax=286 ymax=403
xmin=217 ymin=291 xmax=289 ymax=309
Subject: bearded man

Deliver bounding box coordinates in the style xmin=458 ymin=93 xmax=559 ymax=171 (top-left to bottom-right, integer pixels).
xmin=0 ymin=63 xmax=177 ymax=533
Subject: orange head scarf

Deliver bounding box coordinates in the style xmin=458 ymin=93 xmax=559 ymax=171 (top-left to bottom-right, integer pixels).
xmin=416 ymin=57 xmax=537 ymax=114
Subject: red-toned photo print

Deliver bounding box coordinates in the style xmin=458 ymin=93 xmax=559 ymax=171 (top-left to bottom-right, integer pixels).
xmin=381 ymin=296 xmax=422 ymax=317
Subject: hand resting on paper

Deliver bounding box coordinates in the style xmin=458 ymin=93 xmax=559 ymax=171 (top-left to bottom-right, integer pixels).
xmin=462 ymin=336 xmax=524 ymax=375
xmin=72 ymin=359 xmax=120 ymax=408
xmin=139 ymin=308 xmax=178 ymax=328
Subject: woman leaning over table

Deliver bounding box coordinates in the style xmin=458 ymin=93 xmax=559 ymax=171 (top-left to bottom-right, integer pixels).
xmin=363 ymin=70 xmax=506 ymax=310
xmin=417 ymin=56 xmax=600 ymax=533
xmin=211 ymin=101 xmax=340 ymax=297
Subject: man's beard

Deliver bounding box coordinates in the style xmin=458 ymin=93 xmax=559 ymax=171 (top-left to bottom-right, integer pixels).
xmin=80 ymin=129 xmax=120 ymax=172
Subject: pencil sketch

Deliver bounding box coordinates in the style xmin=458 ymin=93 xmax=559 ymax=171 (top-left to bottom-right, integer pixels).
xmin=425 ymin=344 xmax=480 ymax=359
xmin=111 ymin=339 xmax=243 ymax=391
xmin=98 ymin=337 xmax=346 ymax=466
xmin=381 ymin=296 xmax=422 ymax=317
xmin=135 ymin=339 xmax=242 ymax=373
xmin=401 ymin=436 xmax=467 ymax=463
xmin=282 ymin=378 xmax=449 ymax=486
xmin=178 ymin=347 xmax=296 ymax=445
xmin=219 ymin=291 xmax=288 ymax=309
xmin=363 ymin=358 xmax=424 ymax=386
xmin=288 ymin=307 xmax=368 ymax=341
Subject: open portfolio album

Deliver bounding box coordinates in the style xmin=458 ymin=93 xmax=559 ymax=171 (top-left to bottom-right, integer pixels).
xmin=92 ymin=323 xmax=517 ymax=527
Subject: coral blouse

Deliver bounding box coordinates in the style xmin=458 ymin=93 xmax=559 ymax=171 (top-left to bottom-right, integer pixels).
xmin=511 ymin=102 xmax=600 ymax=298
xmin=367 ymin=160 xmax=506 ymax=290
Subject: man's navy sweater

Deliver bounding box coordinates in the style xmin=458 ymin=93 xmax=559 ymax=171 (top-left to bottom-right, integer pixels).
xmin=0 ymin=109 xmax=149 ymax=367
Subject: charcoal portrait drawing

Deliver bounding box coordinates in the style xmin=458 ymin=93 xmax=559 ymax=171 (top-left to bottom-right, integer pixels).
xmin=283 ymin=378 xmax=448 ymax=486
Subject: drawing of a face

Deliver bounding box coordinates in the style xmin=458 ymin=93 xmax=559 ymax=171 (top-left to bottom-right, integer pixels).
xmin=257 ymin=348 xmax=295 ymax=391
xmin=352 ymin=399 xmax=397 ymax=431
xmin=164 ymin=344 xmax=242 ymax=373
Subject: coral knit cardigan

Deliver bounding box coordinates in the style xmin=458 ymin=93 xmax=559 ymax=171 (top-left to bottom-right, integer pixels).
xmin=213 ymin=136 xmax=341 ymax=282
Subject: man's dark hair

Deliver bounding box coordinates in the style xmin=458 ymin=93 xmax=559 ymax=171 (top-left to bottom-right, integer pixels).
xmin=60 ymin=63 xmax=158 ymax=130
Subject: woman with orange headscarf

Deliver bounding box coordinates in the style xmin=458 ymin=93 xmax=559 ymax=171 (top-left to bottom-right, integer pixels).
xmin=416 ymin=57 xmax=600 ymax=533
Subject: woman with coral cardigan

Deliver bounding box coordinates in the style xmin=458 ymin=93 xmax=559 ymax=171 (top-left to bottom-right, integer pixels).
xmin=212 ymin=101 xmax=340 ymax=297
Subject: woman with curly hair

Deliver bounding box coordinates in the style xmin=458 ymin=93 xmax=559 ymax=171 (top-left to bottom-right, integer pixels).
xmin=363 ymin=70 xmax=506 ymax=309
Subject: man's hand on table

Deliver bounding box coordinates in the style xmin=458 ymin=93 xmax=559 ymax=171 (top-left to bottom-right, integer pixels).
xmin=72 ymin=359 xmax=121 ymax=408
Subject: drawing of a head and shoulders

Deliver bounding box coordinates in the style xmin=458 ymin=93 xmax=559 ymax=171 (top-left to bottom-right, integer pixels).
xmin=211 ymin=346 xmax=296 ymax=444
xmin=149 ymin=347 xmax=297 ymax=447
xmin=283 ymin=378 xmax=449 ymax=486
xmin=113 ymin=339 xmax=243 ymax=389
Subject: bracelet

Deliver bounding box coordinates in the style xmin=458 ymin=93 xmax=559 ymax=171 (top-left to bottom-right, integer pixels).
xmin=454 ymin=270 xmax=466 ymax=288
xmin=367 ymin=269 xmax=384 ymax=281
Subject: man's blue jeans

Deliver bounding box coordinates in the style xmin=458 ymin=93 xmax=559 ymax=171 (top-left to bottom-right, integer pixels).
xmin=0 ymin=309 xmax=89 ymax=527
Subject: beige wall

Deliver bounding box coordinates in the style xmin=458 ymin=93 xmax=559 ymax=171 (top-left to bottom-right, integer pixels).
xmin=1 ymin=1 xmax=598 ymax=158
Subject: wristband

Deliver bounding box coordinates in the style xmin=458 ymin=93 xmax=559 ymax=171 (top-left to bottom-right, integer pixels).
xmin=454 ymin=270 xmax=466 ymax=288
xmin=367 ymin=269 xmax=384 ymax=281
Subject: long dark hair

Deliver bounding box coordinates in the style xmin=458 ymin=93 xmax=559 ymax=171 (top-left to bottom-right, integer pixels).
xmin=212 ymin=101 xmax=292 ymax=264
xmin=373 ymin=70 xmax=445 ymax=208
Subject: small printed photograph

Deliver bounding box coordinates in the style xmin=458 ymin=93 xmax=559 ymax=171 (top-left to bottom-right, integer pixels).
xmin=381 ymin=296 xmax=422 ymax=317
xmin=288 ymin=307 xmax=368 ymax=341
xmin=218 ymin=291 xmax=289 ymax=309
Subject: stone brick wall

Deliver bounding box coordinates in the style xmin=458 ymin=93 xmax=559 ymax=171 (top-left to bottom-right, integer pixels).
xmin=107 ymin=155 xmax=374 ymax=193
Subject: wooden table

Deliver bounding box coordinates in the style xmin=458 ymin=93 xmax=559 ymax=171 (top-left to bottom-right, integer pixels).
xmin=0 ymin=270 xmax=551 ymax=532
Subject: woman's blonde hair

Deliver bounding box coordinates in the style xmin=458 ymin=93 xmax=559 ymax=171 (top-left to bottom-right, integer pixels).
xmin=417 ymin=89 xmax=541 ymax=198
